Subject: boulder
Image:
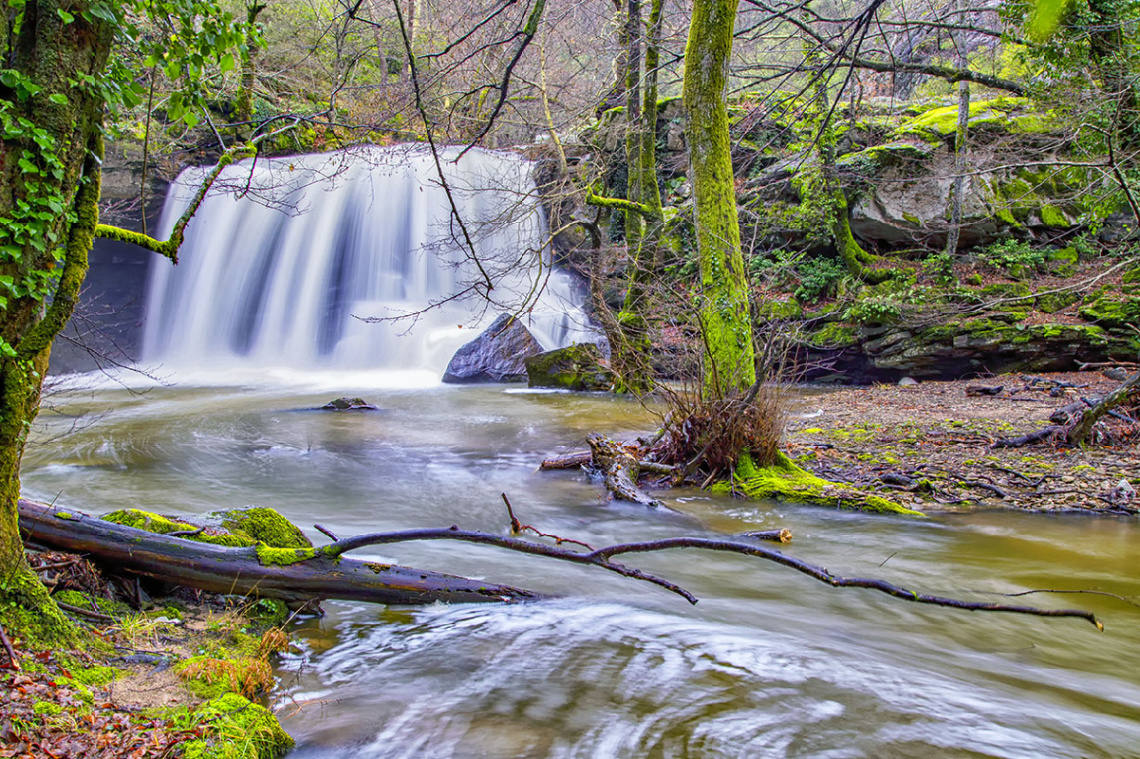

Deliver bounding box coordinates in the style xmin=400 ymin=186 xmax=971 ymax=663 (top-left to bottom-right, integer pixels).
xmin=442 ymin=313 xmax=543 ymax=383
xmin=320 ymin=397 xmax=378 ymax=411
xmin=525 ymin=343 xmax=614 ymax=391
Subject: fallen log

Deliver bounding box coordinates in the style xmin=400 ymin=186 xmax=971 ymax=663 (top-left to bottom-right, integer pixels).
xmin=539 ymin=450 xmax=592 ymax=470
xmin=17 ymin=499 xmax=539 ymax=606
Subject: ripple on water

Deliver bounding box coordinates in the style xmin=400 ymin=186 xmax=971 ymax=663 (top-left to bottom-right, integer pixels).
xmin=277 ymin=600 xmax=1138 ymax=759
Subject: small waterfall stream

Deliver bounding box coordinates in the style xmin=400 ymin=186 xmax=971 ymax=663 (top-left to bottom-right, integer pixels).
xmin=143 ymin=145 xmax=596 ymax=378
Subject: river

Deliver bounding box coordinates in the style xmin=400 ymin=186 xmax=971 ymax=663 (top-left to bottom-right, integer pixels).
xmin=23 ymin=376 xmax=1140 ymax=759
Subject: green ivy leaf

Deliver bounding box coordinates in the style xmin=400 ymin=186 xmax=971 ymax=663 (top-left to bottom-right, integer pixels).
xmin=48 ymin=93 xmax=68 ymax=105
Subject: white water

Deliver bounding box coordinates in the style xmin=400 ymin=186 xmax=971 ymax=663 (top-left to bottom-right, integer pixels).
xmin=142 ymin=145 xmax=596 ymax=381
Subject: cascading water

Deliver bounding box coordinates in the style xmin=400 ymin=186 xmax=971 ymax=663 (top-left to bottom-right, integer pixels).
xmin=142 ymin=145 xmax=596 ymax=380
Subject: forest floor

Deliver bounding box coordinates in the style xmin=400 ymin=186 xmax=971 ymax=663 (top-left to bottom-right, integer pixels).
xmin=785 ymin=370 xmax=1139 ymax=515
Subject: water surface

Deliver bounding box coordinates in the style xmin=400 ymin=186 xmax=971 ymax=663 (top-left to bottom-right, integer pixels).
xmin=25 ymin=378 xmax=1140 ymax=758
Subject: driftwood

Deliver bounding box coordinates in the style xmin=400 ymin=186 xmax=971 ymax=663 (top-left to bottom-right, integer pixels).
xmin=539 ymin=450 xmax=593 ymax=470
xmin=17 ymin=500 xmax=1105 ymax=628
xmin=586 ymin=433 xmax=666 ymax=508
xmin=18 ymin=500 xmax=539 ymax=606
xmin=1067 ymin=370 xmax=1140 ymax=445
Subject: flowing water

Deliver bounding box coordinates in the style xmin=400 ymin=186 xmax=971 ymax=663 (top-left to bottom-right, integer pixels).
xmin=23 ymin=378 xmax=1140 ymax=759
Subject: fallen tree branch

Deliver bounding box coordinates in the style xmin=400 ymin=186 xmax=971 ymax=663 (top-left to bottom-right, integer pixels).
xmin=20 ymin=500 xmax=1102 ymax=628
xmin=320 ymin=526 xmax=1101 ymax=627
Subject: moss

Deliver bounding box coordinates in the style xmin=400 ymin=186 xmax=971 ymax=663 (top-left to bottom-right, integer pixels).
xmin=101 ymin=509 xmax=257 ymax=548
xmin=1079 ymin=294 xmax=1140 ymax=330
xmin=807 ymin=322 xmax=859 ymax=348
xmin=70 ymin=665 xmax=119 ymax=687
xmin=1048 ymin=246 xmax=1079 ymax=276
xmin=244 ymin=598 xmax=289 ymax=629
xmin=53 ymin=589 xmax=130 ymax=617
xmin=1122 ymin=267 xmax=1140 ymax=285
xmin=170 ymin=692 xmax=293 ymax=759
xmin=215 ymin=507 xmax=311 ymax=549
xmin=1040 ymin=204 xmax=1068 ymax=227
xmin=33 ymin=701 xmax=63 ymax=716
xmin=524 ymin=343 xmax=614 ymax=391
xmin=1036 ymin=291 xmax=1079 ymax=313
xmin=727 ymin=452 xmax=923 ymax=515
xmin=254 ymin=544 xmax=318 ymax=567
xmin=979 ymin=282 xmax=1033 ymax=301
xmin=895 ymin=96 xmax=1030 ymax=139
xmin=754 ymin=298 xmax=803 ymax=321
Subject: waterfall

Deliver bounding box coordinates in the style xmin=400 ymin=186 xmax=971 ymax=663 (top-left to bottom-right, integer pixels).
xmin=142 ymin=145 xmax=596 ymax=380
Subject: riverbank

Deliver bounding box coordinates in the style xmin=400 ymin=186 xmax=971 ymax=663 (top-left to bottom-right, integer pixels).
xmin=786 ymin=371 xmax=1138 ymax=514
xmin=0 ymin=552 xmax=293 ymax=758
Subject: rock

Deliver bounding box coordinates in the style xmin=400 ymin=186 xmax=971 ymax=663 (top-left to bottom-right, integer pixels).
xmin=442 ymin=314 xmax=543 ymax=383
xmin=525 ymin=343 xmax=613 ymax=391
xmin=898 ymin=377 xmax=919 ymax=386
xmin=1109 ymin=479 xmax=1136 ymax=506
xmin=320 ymin=397 xmax=378 ymax=411
xmin=1103 ymin=367 xmax=1130 ymax=381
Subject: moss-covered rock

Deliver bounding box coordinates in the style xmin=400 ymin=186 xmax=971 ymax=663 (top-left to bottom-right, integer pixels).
xmin=1048 ymin=246 xmax=1079 ymax=276
xmin=1080 ymin=293 xmax=1140 ymax=331
xmin=754 ymin=298 xmax=803 ymax=321
xmin=806 ymin=322 xmax=860 ymax=348
xmin=1036 ymin=290 xmax=1080 ymax=313
xmin=524 ymin=343 xmax=614 ymax=391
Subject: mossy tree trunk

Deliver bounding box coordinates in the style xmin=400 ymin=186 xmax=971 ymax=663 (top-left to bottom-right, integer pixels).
xmin=0 ymin=0 xmax=116 ymax=641
xmin=683 ymin=0 xmax=757 ymax=398
xmin=235 ymin=2 xmax=267 ymax=129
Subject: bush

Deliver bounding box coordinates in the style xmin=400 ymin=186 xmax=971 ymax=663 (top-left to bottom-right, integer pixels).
xmin=922 ymin=252 xmax=957 ymax=286
xmin=844 ymin=297 xmax=901 ymax=325
xmin=794 ymin=256 xmax=847 ymax=302
xmin=980 ymin=239 xmax=1047 ymax=279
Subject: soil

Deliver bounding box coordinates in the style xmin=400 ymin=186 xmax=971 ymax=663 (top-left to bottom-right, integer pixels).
xmin=785 ymin=370 xmax=1139 ymax=514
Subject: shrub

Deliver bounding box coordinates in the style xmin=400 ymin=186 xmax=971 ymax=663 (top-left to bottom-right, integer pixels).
xmin=794 ymin=256 xmax=847 ymax=302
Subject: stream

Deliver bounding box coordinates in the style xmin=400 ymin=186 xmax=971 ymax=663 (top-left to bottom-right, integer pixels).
xmin=24 ymin=375 xmax=1140 ymax=759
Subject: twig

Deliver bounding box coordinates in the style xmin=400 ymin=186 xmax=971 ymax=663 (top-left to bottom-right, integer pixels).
xmin=166 ymin=527 xmax=205 ymax=538
xmin=56 ymin=601 xmax=114 ymax=621
xmin=0 ymin=621 xmax=19 ymax=670
xmin=318 ymin=526 xmax=1102 ymax=628
xmin=501 ymin=493 xmax=593 ymax=549
xmin=314 ymin=524 xmax=339 ymax=542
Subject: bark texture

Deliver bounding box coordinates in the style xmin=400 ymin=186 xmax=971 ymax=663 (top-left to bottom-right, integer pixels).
xmin=683 ymin=0 xmax=756 ymax=398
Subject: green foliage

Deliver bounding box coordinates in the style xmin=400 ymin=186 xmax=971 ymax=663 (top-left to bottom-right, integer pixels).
xmin=980 ymin=238 xmax=1048 ymax=279
xmin=922 ymin=252 xmax=957 ymax=286
xmin=794 ymin=256 xmax=847 ymax=303
xmin=844 ymin=297 xmax=901 ymax=325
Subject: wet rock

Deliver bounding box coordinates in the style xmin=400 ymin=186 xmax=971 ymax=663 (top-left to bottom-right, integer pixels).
xmin=525 ymin=343 xmax=613 ymax=391
xmin=320 ymin=397 xmax=378 ymax=411
xmin=442 ymin=313 xmax=543 ymax=383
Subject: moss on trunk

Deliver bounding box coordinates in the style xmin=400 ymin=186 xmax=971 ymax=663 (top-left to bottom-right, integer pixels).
xmin=683 ymin=0 xmax=757 ymax=398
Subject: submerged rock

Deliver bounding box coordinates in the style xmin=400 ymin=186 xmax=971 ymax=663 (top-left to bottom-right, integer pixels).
xmin=442 ymin=313 xmax=543 ymax=383
xmin=320 ymin=397 xmax=378 ymax=411
xmin=525 ymin=343 xmax=613 ymax=391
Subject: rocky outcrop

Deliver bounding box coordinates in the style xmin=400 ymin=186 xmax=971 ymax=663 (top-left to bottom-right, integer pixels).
xmin=525 ymin=343 xmax=614 ymax=391
xmin=442 ymin=314 xmax=543 ymax=383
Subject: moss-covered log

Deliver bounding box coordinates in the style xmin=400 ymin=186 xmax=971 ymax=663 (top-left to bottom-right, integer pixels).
xmin=18 ymin=500 xmax=540 ymax=606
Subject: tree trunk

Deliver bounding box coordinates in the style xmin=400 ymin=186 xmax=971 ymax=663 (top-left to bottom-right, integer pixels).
xmin=684 ymin=0 xmax=757 ymax=399
xmin=18 ymin=500 xmax=540 ymax=606
xmin=0 ymin=0 xmax=115 ymax=642
xmin=944 ymin=0 xmax=970 ymax=258
xmin=235 ymin=2 xmax=267 ymax=128
xmin=1066 ymin=370 xmax=1140 ymax=445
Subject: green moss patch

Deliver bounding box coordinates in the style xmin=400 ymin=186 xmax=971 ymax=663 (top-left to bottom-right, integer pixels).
xmin=214 ymin=507 xmax=312 ymax=549
xmin=171 ymin=692 xmax=294 ymax=759
xmin=718 ymin=452 xmax=922 ymax=515
xmin=254 ymin=545 xmax=318 ymax=567
xmin=101 ymin=509 xmax=257 ymax=548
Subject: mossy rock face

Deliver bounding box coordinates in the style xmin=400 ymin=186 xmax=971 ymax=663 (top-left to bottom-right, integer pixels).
xmin=755 ymin=298 xmax=803 ymax=321
xmin=1036 ymin=291 xmax=1080 ymax=313
xmin=1123 ymin=267 xmax=1140 ymax=285
xmin=524 ymin=343 xmax=614 ymax=391
xmin=1048 ymin=247 xmax=1079 ymax=276
xmin=806 ymin=322 xmax=860 ymax=349
xmin=978 ymin=282 xmax=1033 ymax=301
xmin=1079 ymin=294 xmax=1140 ymax=331
xmin=211 ymin=506 xmax=312 ymax=549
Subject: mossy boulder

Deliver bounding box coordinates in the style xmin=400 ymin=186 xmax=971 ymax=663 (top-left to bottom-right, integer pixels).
xmin=1036 ymin=291 xmax=1080 ymax=313
xmin=1122 ymin=266 xmax=1140 ymax=285
xmin=806 ymin=322 xmax=859 ymax=348
xmin=754 ymin=298 xmax=803 ymax=322
xmin=1048 ymin=246 xmax=1079 ymax=276
xmin=525 ymin=343 xmax=614 ymax=391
